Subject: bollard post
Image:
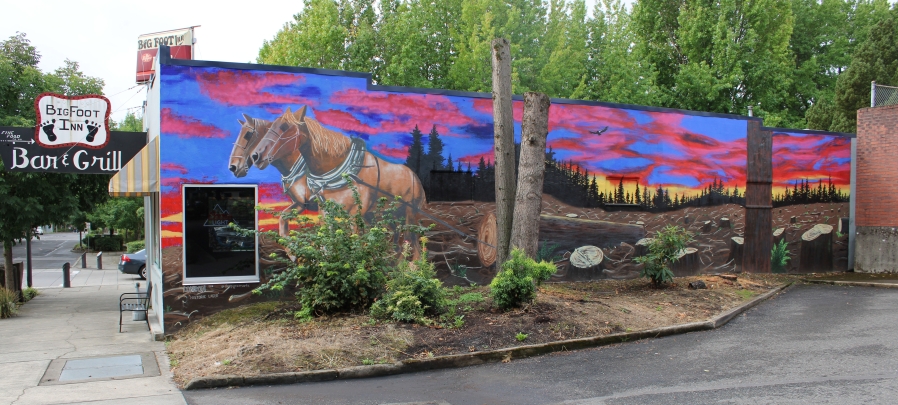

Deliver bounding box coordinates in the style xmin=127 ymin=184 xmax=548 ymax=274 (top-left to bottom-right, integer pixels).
xmin=62 ymin=262 xmax=71 ymax=288
xmin=81 ymin=252 xmax=86 ymax=269
xmin=97 ymin=252 xmax=103 ymax=270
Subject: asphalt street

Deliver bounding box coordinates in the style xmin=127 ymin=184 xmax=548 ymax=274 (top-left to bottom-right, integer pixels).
xmin=9 ymin=232 xmax=134 ymax=288
xmin=184 ymin=284 xmax=898 ymax=405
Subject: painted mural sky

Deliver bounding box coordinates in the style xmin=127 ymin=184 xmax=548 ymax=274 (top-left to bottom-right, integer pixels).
xmin=772 ymin=131 xmax=851 ymax=194
xmin=157 ymin=63 xmax=851 ymax=243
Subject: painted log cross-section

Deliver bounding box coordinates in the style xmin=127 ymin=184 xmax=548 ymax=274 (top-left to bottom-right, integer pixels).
xmin=743 ymin=120 xmax=772 ymax=273
xmin=477 ymin=214 xmax=645 ymax=267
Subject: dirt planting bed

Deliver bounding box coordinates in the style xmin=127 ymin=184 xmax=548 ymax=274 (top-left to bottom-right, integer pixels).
xmin=166 ymin=273 xmax=794 ymax=388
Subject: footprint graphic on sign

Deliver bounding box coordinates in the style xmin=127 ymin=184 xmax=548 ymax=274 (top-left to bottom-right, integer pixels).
xmin=85 ymin=121 xmax=101 ymax=143
xmin=41 ymin=119 xmax=57 ymax=142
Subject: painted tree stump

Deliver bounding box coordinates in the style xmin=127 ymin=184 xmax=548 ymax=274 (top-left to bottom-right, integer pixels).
xmin=719 ymin=217 xmax=731 ymax=228
xmin=727 ymin=236 xmax=744 ymax=271
xmin=790 ymin=216 xmax=797 ymax=224
xmin=838 ymin=217 xmax=849 ymax=234
xmin=773 ymin=227 xmax=785 ymax=245
xmin=799 ymin=224 xmax=833 ymax=273
xmin=701 ymin=221 xmax=714 ymax=232
xmin=670 ymin=247 xmax=700 ymax=277
xmin=477 ymin=213 xmax=645 ymax=267
xmin=635 ymin=238 xmax=654 ymax=257
xmin=568 ymin=245 xmax=604 ymax=280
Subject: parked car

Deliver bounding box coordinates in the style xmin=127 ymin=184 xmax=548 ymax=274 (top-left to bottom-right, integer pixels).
xmin=119 ymin=249 xmax=147 ymax=280
xmin=34 ymin=227 xmax=43 ymax=235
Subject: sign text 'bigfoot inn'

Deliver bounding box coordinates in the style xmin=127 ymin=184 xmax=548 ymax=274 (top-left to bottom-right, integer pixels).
xmin=137 ymin=27 xmax=196 ymax=83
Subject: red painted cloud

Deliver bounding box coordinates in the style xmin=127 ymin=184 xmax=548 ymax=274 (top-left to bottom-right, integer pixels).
xmin=195 ymin=70 xmax=317 ymax=107
xmin=161 ymin=108 xmax=228 ymax=139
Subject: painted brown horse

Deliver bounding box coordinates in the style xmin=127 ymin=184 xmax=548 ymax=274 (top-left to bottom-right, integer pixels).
xmin=229 ymin=114 xmax=270 ymax=177
xmin=252 ymin=107 xmax=426 ymax=249
xmin=229 ymin=112 xmax=312 ymax=236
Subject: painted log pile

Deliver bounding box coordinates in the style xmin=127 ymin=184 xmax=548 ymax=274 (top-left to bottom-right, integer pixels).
xmin=477 ymin=214 xmax=645 ymax=267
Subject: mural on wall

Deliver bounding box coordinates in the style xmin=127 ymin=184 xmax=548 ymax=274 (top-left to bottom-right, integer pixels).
xmin=770 ymin=131 xmax=852 ymax=273
xmin=156 ymin=62 xmax=851 ymax=330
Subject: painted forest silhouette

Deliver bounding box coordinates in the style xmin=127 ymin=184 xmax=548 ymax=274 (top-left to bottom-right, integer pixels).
xmin=401 ymin=125 xmax=848 ymax=212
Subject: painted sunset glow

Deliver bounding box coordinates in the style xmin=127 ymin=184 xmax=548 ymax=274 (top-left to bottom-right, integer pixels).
xmin=157 ymin=64 xmax=851 ymax=246
xmin=772 ymin=131 xmax=851 ymax=194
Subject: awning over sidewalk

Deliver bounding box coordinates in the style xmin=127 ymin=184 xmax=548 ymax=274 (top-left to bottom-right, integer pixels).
xmin=108 ymin=136 xmax=159 ymax=197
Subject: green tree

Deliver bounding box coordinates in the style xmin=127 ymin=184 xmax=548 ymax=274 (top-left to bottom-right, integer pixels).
xmin=572 ymin=0 xmax=661 ymax=105
xmin=88 ymin=198 xmax=143 ymax=240
xmin=258 ymin=0 xmax=347 ymax=69
xmin=810 ymin=6 xmax=898 ymax=132
xmin=0 ymin=33 xmax=110 ymax=290
xmin=110 ymin=111 xmax=143 ymax=132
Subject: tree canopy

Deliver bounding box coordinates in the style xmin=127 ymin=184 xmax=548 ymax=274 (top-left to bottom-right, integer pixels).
xmin=0 ymin=32 xmax=111 ymax=289
xmin=258 ymin=0 xmax=897 ymax=132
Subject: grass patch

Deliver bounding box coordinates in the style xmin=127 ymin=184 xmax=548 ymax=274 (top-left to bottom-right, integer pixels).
xmin=735 ymin=289 xmax=756 ymax=300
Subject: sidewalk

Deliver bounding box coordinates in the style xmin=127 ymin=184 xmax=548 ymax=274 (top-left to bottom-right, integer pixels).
xmin=26 ymin=250 xmax=131 ymax=289
xmin=0 ymin=285 xmax=185 ymax=404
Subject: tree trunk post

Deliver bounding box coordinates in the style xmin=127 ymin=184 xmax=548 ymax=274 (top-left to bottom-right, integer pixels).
xmin=510 ymin=92 xmax=550 ymax=258
xmin=26 ymin=230 xmax=32 ymax=288
xmin=3 ymin=240 xmax=15 ymax=294
xmin=743 ymin=120 xmax=772 ymax=273
xmin=491 ymin=38 xmax=515 ymax=267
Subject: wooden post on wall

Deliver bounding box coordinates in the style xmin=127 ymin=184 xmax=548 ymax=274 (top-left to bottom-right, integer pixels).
xmin=743 ymin=120 xmax=772 ymax=273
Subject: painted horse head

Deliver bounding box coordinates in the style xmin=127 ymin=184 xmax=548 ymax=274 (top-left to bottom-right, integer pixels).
xmin=253 ymin=106 xmax=307 ymax=170
xmin=229 ymin=114 xmax=272 ymax=177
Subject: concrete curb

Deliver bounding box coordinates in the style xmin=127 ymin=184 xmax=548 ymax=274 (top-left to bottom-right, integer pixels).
xmin=802 ymin=279 xmax=898 ymax=289
xmin=182 ymin=282 xmax=793 ymax=390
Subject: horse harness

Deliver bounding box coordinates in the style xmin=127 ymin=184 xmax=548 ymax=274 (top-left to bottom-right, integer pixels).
xmin=280 ymin=137 xmax=368 ymax=202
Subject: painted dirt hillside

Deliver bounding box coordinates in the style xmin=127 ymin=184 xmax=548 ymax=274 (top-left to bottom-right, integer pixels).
xmin=152 ymin=55 xmax=852 ymax=332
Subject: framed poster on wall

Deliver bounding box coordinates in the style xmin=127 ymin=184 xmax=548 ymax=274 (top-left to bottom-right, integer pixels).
xmin=182 ymin=184 xmax=258 ymax=284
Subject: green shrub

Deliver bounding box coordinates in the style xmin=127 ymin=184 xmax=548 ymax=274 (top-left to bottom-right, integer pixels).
xmin=242 ymin=177 xmax=428 ymax=320
xmin=490 ymin=248 xmax=556 ymax=310
xmin=82 ymin=234 xmax=124 ymax=251
xmin=370 ymin=239 xmax=446 ymax=323
xmin=771 ymin=239 xmax=791 ymax=273
xmin=94 ymin=237 xmax=121 ymax=252
xmin=22 ymin=287 xmax=39 ymax=302
xmin=0 ymin=287 xmax=17 ymax=319
xmin=126 ymin=240 xmax=145 ymax=253
xmin=634 ymin=225 xmax=694 ymax=287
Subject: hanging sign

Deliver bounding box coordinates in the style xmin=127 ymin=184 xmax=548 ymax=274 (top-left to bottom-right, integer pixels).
xmin=137 ymin=27 xmax=195 ymax=83
xmin=34 ymin=93 xmax=111 ymax=149
xmin=0 ymin=126 xmax=146 ymax=174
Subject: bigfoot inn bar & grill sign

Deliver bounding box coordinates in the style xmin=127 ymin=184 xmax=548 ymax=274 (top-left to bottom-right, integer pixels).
xmin=0 ymin=93 xmax=146 ymax=174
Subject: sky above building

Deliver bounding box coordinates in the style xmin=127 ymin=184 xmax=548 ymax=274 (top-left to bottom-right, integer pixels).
xmin=1 ymin=1 xmax=626 ymax=124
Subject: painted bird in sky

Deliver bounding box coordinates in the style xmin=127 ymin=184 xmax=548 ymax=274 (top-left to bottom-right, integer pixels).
xmin=589 ymin=126 xmax=609 ymax=136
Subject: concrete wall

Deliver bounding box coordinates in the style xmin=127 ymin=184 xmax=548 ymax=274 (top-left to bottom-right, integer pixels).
xmin=855 ymin=106 xmax=898 ymax=272
xmin=855 ymin=227 xmax=898 ymax=272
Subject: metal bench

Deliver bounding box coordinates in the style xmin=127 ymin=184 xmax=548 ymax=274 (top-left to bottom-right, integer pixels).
xmin=119 ymin=283 xmax=152 ymax=333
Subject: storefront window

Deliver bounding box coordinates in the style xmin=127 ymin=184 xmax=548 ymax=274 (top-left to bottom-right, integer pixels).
xmin=182 ymin=185 xmax=258 ymax=284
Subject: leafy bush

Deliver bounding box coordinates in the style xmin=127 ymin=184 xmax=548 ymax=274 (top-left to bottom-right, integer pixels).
xmin=634 ymin=225 xmax=694 ymax=287
xmin=370 ymin=239 xmax=446 ymax=323
xmin=243 ymin=177 xmax=427 ymax=320
xmin=0 ymin=287 xmax=17 ymax=319
xmin=82 ymin=234 xmax=124 ymax=251
xmin=93 ymin=237 xmax=122 ymax=252
xmin=126 ymin=240 xmax=145 ymax=253
xmin=490 ymin=248 xmax=556 ymax=310
xmin=771 ymin=239 xmax=791 ymax=273
xmin=22 ymin=287 xmax=39 ymax=302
